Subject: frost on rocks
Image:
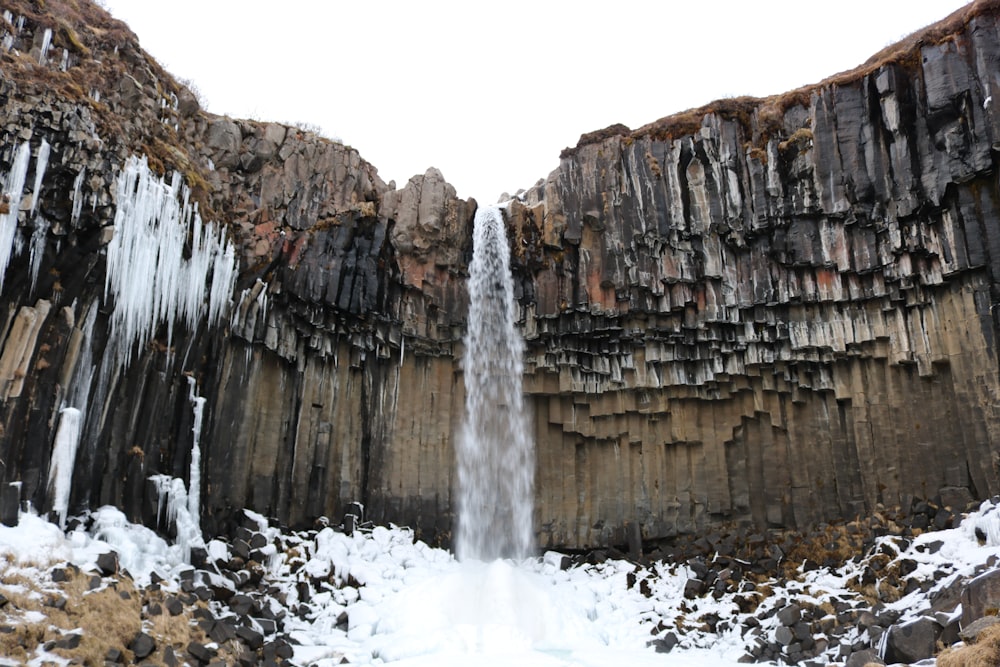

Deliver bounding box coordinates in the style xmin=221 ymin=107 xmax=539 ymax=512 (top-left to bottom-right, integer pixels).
xmin=104 ymin=155 xmax=238 ymax=367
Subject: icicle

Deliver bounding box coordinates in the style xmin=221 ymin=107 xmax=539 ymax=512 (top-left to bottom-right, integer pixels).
xmin=29 ymin=215 xmax=48 ymax=294
xmin=47 ymin=407 xmax=82 ymax=529
xmin=37 ymin=27 xmax=51 ymax=65
xmin=70 ymin=167 xmax=85 ymax=226
xmin=0 ymin=142 xmax=32 ymax=292
xmin=30 ymin=139 xmax=49 ymax=218
xmin=186 ymin=376 xmax=205 ymax=522
xmin=59 ymin=48 xmax=68 ymax=72
xmin=105 ymin=156 xmax=238 ymax=367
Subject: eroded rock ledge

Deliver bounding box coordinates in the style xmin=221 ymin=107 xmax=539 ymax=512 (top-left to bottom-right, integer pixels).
xmin=0 ymin=0 xmax=998 ymax=549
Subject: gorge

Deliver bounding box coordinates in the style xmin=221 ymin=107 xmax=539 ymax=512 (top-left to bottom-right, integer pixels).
xmin=0 ymin=0 xmax=999 ymax=555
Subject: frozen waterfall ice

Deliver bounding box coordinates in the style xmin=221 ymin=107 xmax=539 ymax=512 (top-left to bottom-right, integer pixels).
xmin=456 ymin=205 xmax=534 ymax=561
xmin=105 ymin=155 xmax=238 ymax=367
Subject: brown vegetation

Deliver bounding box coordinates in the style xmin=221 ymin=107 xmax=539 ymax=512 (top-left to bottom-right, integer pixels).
xmin=937 ymin=623 xmax=1000 ymax=667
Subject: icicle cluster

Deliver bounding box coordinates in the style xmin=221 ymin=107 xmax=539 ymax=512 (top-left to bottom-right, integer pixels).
xmin=105 ymin=155 xmax=238 ymax=366
xmin=0 ymin=142 xmax=31 ymax=293
xmin=0 ymin=139 xmax=52 ymax=294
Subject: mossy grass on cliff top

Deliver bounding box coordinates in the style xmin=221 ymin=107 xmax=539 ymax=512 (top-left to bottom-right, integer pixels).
xmin=563 ymin=0 xmax=1000 ymax=158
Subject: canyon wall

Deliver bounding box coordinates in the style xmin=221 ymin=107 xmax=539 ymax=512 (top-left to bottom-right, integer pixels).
xmin=1 ymin=0 xmax=999 ymax=549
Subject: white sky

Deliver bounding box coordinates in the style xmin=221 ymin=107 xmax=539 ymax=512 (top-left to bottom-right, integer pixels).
xmin=99 ymin=1 xmax=971 ymax=202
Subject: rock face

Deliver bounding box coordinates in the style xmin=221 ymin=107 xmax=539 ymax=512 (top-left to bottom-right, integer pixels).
xmin=0 ymin=0 xmax=1000 ymax=549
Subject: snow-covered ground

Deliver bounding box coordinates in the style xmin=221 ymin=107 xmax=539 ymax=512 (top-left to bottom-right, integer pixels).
xmin=3 ymin=499 xmax=1000 ymax=665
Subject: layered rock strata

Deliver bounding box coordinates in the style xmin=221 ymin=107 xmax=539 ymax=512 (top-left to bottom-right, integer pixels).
xmin=0 ymin=0 xmax=999 ymax=549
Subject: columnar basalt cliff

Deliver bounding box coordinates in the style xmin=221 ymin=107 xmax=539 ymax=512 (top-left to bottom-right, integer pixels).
xmin=0 ymin=0 xmax=999 ymax=550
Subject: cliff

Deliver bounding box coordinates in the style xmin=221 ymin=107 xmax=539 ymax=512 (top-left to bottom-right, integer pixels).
xmin=0 ymin=0 xmax=999 ymax=549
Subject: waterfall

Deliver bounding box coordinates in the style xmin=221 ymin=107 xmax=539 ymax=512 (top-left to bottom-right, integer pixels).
xmin=456 ymin=205 xmax=534 ymax=561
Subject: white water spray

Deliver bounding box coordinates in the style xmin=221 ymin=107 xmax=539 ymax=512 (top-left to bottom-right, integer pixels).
xmin=456 ymin=205 xmax=534 ymax=561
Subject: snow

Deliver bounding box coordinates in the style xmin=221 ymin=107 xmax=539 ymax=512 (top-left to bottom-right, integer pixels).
xmin=104 ymin=155 xmax=238 ymax=367
xmin=6 ymin=498 xmax=1000 ymax=664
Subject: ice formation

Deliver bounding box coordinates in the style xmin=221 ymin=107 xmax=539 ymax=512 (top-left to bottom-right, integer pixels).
xmin=150 ymin=475 xmax=204 ymax=563
xmin=456 ymin=205 xmax=534 ymax=561
xmin=70 ymin=167 xmax=85 ymax=226
xmin=104 ymin=155 xmax=238 ymax=366
xmin=37 ymin=27 xmax=50 ymax=65
xmin=47 ymin=407 xmax=82 ymax=529
xmin=28 ymin=214 xmax=48 ymax=294
xmin=29 ymin=138 xmax=48 ymax=218
xmin=0 ymin=141 xmax=31 ymax=292
xmin=186 ymin=376 xmax=205 ymax=521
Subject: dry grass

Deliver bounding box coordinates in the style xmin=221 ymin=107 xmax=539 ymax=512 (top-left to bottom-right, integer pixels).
xmin=937 ymin=623 xmax=1000 ymax=667
xmin=0 ymin=563 xmax=142 ymax=663
xmin=0 ymin=558 xmax=252 ymax=665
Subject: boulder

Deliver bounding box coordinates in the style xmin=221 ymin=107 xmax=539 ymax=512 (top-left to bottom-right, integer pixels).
xmin=962 ymin=570 xmax=1000 ymax=627
xmin=883 ymin=616 xmax=942 ymax=664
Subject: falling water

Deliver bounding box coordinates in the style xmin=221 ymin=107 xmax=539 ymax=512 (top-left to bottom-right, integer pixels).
xmin=456 ymin=205 xmax=534 ymax=561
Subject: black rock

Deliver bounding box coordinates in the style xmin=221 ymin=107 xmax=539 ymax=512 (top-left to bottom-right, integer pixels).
xmin=51 ymin=567 xmax=69 ymax=583
xmin=683 ymin=578 xmax=704 ymax=599
xmin=187 ymin=641 xmax=216 ymax=664
xmin=232 ymin=539 xmax=251 ymax=561
xmin=163 ymin=646 xmax=180 ymax=667
xmin=105 ymin=647 xmax=124 ymax=663
xmin=236 ymin=624 xmax=264 ymax=650
xmin=209 ymin=620 xmax=238 ymax=644
xmin=96 ymin=551 xmax=119 ymax=576
xmin=229 ymin=594 xmax=254 ymax=616
xmin=650 ymin=631 xmax=679 ymax=653
xmin=165 ymin=596 xmax=184 ymax=616
xmin=775 ymin=625 xmax=794 ymax=646
xmin=884 ymin=616 xmax=941 ymax=663
xmin=845 ymin=648 xmax=884 ymax=667
xmin=777 ymin=603 xmax=801 ymax=626
xmin=0 ymin=484 xmax=18 ymax=527
xmin=53 ymin=633 xmax=81 ymax=649
xmin=249 ymin=532 xmax=268 ymax=550
xmin=129 ymin=632 xmax=156 ymax=660
xmin=254 ymin=617 xmax=278 ymax=635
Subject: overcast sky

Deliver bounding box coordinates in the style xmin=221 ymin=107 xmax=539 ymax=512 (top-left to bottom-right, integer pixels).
xmin=99 ymin=1 xmax=970 ymax=202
